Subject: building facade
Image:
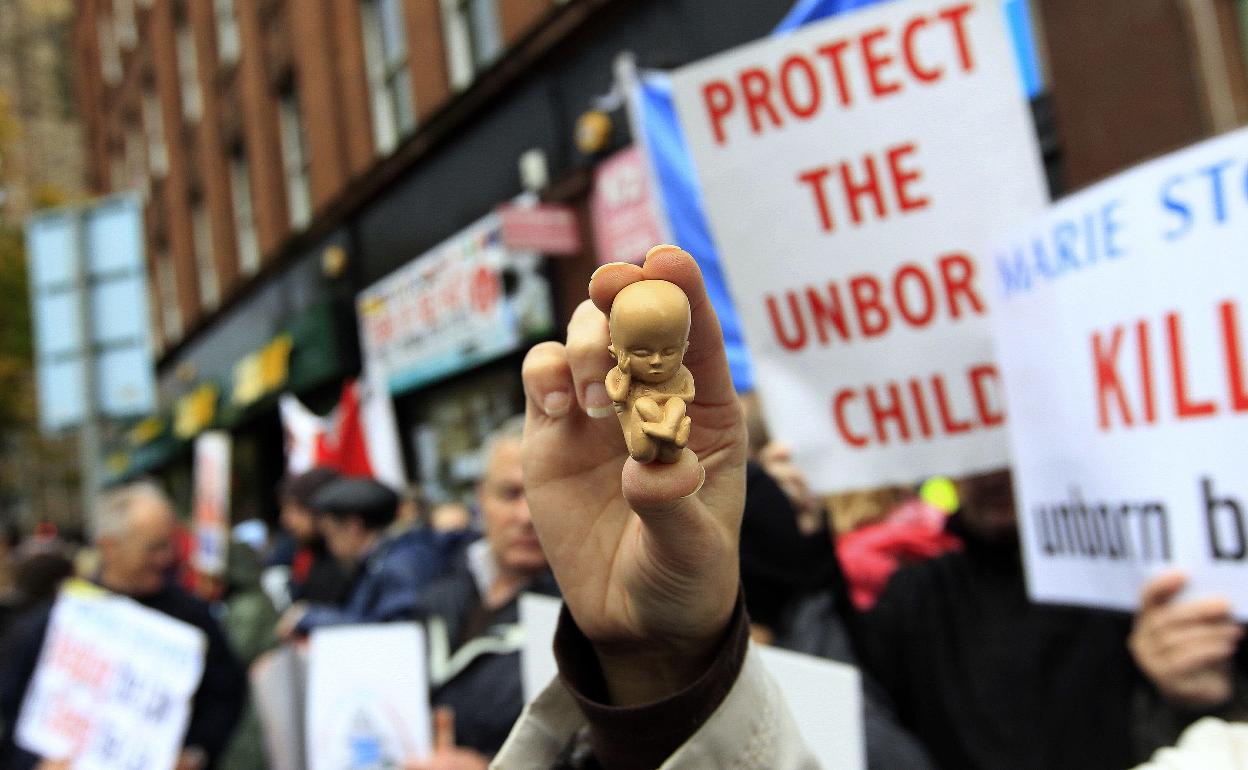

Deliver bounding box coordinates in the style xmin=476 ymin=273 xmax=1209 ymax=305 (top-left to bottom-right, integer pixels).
xmin=71 ymin=0 xmax=1248 ymax=516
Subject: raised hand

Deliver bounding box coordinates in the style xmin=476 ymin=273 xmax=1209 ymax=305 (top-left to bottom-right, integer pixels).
xmin=520 ymin=245 xmax=746 ymax=705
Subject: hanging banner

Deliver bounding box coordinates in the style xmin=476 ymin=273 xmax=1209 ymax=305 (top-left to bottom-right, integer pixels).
xmin=670 ymin=0 xmax=1048 ymax=492
xmin=357 ymin=213 xmax=555 ymax=395
xmin=16 ymin=581 xmax=206 ymax=769
xmin=192 ymin=430 xmax=232 ymax=576
xmin=991 ymin=127 xmax=1248 ymax=617
xmin=590 ymin=145 xmax=667 ymax=266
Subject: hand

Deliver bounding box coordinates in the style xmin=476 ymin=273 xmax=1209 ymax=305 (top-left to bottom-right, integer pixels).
xmin=34 ymin=760 xmax=72 ymax=770
xmin=174 ymin=747 xmax=208 ymax=770
xmin=1129 ymin=570 xmax=1244 ymax=710
xmin=275 ymin=601 xmax=308 ymax=641
xmin=521 ymin=246 xmax=746 ymax=706
xmin=403 ymin=707 xmax=489 ymax=770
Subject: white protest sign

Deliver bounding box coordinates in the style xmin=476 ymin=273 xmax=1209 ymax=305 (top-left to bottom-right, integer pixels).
xmin=307 ymin=623 xmax=432 ymax=770
xmin=16 ymin=581 xmax=206 ymax=770
xmin=192 ymin=430 xmax=231 ymax=576
xmin=991 ymin=126 xmax=1248 ymax=617
xmin=671 ymin=0 xmax=1048 ymax=492
xmin=519 ymin=593 xmax=865 ymax=769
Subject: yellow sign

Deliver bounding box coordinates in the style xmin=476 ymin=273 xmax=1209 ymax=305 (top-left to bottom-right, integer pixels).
xmin=232 ymin=334 xmax=293 ymax=406
xmin=174 ymin=383 xmax=219 ymax=438
xmin=127 ymin=416 xmax=166 ymax=448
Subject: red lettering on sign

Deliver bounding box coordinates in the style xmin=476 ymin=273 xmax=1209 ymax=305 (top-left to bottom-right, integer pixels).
xmin=834 ymin=389 xmax=869 ymax=447
xmin=699 ymin=3 xmax=979 ymax=145
xmin=1091 ymin=300 xmax=1247 ymax=432
xmin=703 ymin=81 xmax=735 ymax=145
xmin=1093 ymin=326 xmax=1133 ymax=430
xmin=868 ymin=382 xmax=910 ymax=443
xmin=741 ymin=68 xmax=783 ymax=136
xmin=830 ymin=365 xmax=1002 ymax=448
xmin=1221 ymin=301 xmax=1248 ymax=412
xmin=764 ymin=253 xmax=985 ymax=352
xmin=797 ymin=141 xmax=931 ymax=233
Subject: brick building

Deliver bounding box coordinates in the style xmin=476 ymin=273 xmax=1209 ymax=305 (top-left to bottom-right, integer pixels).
xmin=70 ymin=0 xmax=1248 ymax=516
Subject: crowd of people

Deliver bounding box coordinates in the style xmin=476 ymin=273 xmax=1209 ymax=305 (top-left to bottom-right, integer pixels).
xmin=0 ymin=247 xmax=1245 ymax=769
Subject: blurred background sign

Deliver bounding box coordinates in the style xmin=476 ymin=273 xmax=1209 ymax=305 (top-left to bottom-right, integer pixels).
xmin=24 ymin=194 xmax=156 ymax=434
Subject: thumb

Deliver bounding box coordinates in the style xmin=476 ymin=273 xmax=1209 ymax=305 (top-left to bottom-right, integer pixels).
xmin=620 ymin=450 xmax=714 ymax=566
xmin=1140 ymin=569 xmax=1187 ymax=611
xmin=433 ymin=706 xmax=456 ymax=752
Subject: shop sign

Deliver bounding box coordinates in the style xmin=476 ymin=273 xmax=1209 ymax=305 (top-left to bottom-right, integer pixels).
xmin=231 ymin=334 xmax=294 ymax=407
xmin=357 ymin=213 xmax=555 ymax=395
xmin=590 ymin=145 xmax=666 ymax=266
xmin=174 ymin=383 xmax=219 ymax=439
xmin=498 ymin=202 xmax=582 ymax=256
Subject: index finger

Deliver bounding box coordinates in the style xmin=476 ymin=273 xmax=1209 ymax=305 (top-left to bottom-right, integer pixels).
xmin=590 ymin=245 xmax=737 ymax=407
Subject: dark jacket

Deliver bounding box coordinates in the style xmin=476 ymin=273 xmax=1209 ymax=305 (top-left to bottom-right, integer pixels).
xmin=0 ymin=582 xmax=246 ymax=770
xmin=859 ymin=514 xmax=1139 ymax=770
xmin=296 ymin=527 xmax=464 ymax=633
xmin=417 ymin=545 xmax=560 ymax=757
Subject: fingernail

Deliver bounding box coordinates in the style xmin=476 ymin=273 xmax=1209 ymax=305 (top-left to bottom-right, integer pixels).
xmin=680 ymin=465 xmax=707 ymax=500
xmin=543 ymin=391 xmax=571 ymax=418
xmin=584 ymin=382 xmax=614 ymax=418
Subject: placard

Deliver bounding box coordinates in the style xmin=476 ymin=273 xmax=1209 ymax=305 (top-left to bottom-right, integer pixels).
xmin=307 ymin=623 xmax=432 ymax=769
xmin=590 ymin=145 xmax=666 ymax=266
xmin=991 ymin=126 xmax=1248 ymax=616
xmin=15 ymin=581 xmax=206 ymax=769
xmin=671 ymin=0 xmax=1048 ymax=492
xmin=192 ymin=430 xmax=231 ymax=576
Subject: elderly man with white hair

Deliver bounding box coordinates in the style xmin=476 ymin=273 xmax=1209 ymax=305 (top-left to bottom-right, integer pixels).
xmin=0 ymin=481 xmax=246 ymax=770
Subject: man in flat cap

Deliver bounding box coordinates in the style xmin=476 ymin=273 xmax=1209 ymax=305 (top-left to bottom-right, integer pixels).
xmin=275 ymin=477 xmax=457 ymax=638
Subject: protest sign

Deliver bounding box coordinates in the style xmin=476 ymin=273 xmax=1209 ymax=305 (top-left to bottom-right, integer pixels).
xmin=519 ymin=593 xmax=865 ymax=769
xmin=16 ymin=581 xmax=206 ymax=769
xmin=192 ymin=430 xmax=231 ymax=576
xmin=991 ymin=126 xmax=1248 ymax=617
xmin=671 ymin=0 xmax=1048 ymax=492
xmin=307 ymin=623 xmax=432 ymax=770
xmin=251 ymin=645 xmax=307 ymax=770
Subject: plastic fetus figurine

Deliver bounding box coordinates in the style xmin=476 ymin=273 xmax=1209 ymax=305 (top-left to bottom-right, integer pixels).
xmin=605 ymin=280 xmax=695 ymax=464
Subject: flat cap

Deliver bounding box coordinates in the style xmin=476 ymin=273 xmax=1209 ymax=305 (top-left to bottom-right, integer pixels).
xmin=311 ymin=477 xmax=399 ymax=530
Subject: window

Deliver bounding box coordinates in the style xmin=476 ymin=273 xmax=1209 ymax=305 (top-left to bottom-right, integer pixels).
xmin=115 ymin=0 xmax=138 ymax=48
xmin=156 ymin=251 xmax=183 ymax=342
xmin=440 ymin=0 xmax=502 ymax=91
xmin=279 ymin=90 xmax=312 ymax=229
xmin=1239 ymin=0 xmax=1248 ymax=70
xmin=230 ymin=153 xmax=260 ymax=276
xmin=125 ymin=127 xmax=147 ymax=199
xmin=361 ymin=0 xmax=415 ymax=153
xmin=215 ymin=0 xmax=241 ymax=67
xmin=99 ymin=14 xmax=123 ymax=85
xmin=143 ymin=92 xmax=168 ymax=178
xmin=192 ymin=202 xmax=219 ymax=311
xmin=177 ymin=25 xmax=203 ymax=121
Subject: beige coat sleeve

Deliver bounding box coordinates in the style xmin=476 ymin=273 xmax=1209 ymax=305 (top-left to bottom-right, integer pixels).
xmin=492 ymin=645 xmax=819 ymax=769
